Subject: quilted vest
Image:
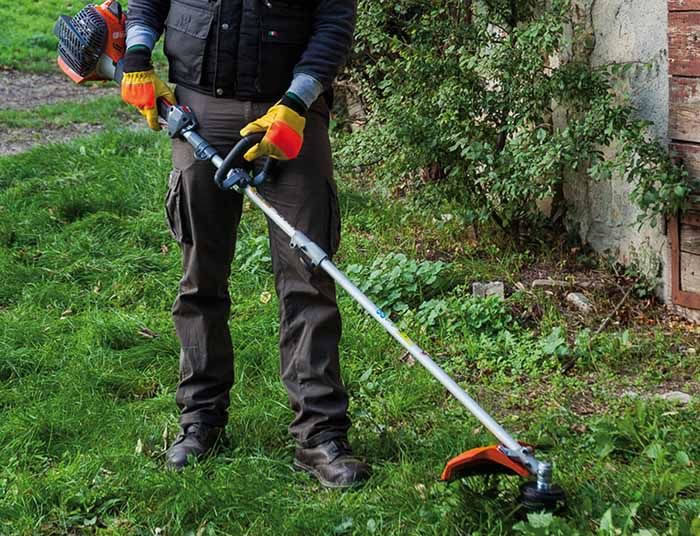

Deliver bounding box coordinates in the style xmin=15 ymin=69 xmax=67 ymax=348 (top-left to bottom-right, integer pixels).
xmin=164 ymin=0 xmax=314 ymax=100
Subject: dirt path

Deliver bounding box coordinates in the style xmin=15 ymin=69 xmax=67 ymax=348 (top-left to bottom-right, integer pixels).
xmin=0 ymin=70 xmax=141 ymax=155
xmin=2 ymin=123 xmax=120 ymax=155
xmin=0 ymin=69 xmax=114 ymax=110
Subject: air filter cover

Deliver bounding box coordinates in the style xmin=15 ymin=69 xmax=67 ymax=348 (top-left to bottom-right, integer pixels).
xmin=54 ymin=1 xmax=125 ymax=83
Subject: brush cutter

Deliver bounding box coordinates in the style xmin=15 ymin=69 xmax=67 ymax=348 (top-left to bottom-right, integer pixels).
xmin=55 ymin=1 xmax=567 ymax=513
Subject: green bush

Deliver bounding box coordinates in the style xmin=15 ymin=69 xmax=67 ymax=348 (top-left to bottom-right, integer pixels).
xmin=339 ymin=0 xmax=688 ymax=228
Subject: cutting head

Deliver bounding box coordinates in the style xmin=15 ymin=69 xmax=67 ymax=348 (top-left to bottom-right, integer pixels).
xmin=441 ymin=444 xmax=567 ymax=513
xmin=54 ymin=0 xmax=126 ymax=83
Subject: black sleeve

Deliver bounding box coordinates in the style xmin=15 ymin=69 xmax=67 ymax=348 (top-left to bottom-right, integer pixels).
xmin=126 ymin=0 xmax=171 ymax=35
xmin=293 ymin=0 xmax=357 ymax=89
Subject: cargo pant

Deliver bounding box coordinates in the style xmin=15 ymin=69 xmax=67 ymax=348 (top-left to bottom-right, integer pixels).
xmin=166 ymin=86 xmax=351 ymax=447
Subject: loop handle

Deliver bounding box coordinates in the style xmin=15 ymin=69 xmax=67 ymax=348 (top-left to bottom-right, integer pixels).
xmin=213 ymin=133 xmax=278 ymax=190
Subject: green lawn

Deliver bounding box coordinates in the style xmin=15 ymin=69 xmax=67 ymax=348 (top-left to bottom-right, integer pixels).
xmin=1 ymin=0 xmax=699 ymax=532
xmin=0 ymin=95 xmax=130 ymax=129
xmin=0 ymin=0 xmax=76 ymax=71
xmin=0 ymin=130 xmax=698 ymax=535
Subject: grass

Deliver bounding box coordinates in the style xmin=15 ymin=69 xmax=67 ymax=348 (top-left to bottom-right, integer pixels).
xmin=0 ymin=95 xmax=131 ymax=129
xmin=0 ymin=0 xmax=74 ymax=71
xmin=1 ymin=2 xmax=699 ymax=531
xmin=0 ymin=128 xmax=698 ymax=535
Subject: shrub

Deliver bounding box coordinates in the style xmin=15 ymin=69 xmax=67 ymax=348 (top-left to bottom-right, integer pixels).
xmin=339 ymin=0 xmax=688 ymax=229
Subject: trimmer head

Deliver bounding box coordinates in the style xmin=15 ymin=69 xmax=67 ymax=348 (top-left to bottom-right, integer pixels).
xmin=441 ymin=444 xmax=567 ymax=513
xmin=54 ymin=0 xmax=126 ymax=83
xmin=519 ymin=481 xmax=567 ymax=514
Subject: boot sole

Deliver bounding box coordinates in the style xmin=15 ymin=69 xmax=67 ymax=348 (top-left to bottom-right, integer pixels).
xmin=292 ymin=459 xmax=366 ymax=490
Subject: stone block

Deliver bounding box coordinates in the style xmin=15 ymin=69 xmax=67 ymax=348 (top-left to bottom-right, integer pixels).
xmin=472 ymin=281 xmax=505 ymax=299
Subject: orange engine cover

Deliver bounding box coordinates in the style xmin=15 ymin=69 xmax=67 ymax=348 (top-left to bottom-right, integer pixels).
xmin=96 ymin=0 xmax=126 ymax=64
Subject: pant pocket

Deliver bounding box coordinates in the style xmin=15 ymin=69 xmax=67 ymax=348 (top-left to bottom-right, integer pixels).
xmin=327 ymin=178 xmax=341 ymax=257
xmin=165 ymin=169 xmax=192 ymax=244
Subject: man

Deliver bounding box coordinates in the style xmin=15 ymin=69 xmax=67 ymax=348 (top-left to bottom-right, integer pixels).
xmin=121 ymin=0 xmax=369 ymax=488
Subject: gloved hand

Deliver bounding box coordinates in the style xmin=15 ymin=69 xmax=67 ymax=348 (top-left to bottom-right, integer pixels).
xmin=120 ymin=46 xmax=176 ymax=131
xmin=240 ymin=94 xmax=306 ymax=161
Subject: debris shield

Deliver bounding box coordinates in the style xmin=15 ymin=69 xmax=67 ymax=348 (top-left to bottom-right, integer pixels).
xmin=440 ymin=445 xmax=532 ymax=481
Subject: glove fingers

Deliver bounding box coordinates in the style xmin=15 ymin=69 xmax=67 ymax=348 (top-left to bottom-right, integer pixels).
xmin=240 ymin=118 xmax=272 ymax=137
xmin=121 ymin=71 xmax=174 ymax=130
xmin=245 ymin=140 xmax=290 ymax=162
xmin=143 ymin=107 xmax=161 ymax=131
xmin=155 ymin=80 xmax=177 ymax=106
xmin=243 ymin=143 xmax=262 ymax=162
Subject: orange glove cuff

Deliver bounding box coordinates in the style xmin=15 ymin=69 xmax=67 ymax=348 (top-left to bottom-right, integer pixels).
xmin=240 ymin=103 xmax=306 ymax=161
xmin=266 ymin=120 xmax=304 ymax=159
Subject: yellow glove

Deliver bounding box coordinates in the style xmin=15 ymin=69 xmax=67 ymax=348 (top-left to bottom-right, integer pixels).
xmin=120 ymin=70 xmax=176 ymax=131
xmin=240 ymin=103 xmax=306 ymax=161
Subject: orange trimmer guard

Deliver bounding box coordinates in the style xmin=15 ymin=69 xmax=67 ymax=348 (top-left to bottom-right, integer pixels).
xmin=440 ymin=445 xmax=533 ymax=481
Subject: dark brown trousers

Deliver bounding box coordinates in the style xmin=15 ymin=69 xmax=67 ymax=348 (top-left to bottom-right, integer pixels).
xmin=166 ymin=86 xmax=350 ymax=447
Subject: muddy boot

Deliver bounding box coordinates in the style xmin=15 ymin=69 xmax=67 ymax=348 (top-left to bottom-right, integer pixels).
xmin=294 ymin=439 xmax=370 ymax=489
xmin=165 ymin=423 xmax=225 ymax=470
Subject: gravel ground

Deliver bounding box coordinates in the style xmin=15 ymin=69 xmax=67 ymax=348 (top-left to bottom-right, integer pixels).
xmin=0 ymin=69 xmax=140 ymax=155
xmin=0 ymin=69 xmax=114 ymax=110
xmin=2 ymin=123 xmax=108 ymax=155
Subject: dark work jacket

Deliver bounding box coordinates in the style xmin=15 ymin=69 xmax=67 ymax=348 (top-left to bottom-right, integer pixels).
xmin=126 ymin=0 xmax=356 ymax=101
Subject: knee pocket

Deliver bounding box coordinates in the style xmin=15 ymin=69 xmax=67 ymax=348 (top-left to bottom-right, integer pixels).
xmin=165 ymin=169 xmax=192 ymax=244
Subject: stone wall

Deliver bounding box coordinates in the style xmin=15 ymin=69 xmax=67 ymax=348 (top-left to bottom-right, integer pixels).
xmin=563 ymin=0 xmax=672 ymax=300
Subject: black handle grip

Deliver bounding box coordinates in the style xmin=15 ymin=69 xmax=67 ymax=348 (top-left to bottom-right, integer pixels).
xmin=157 ymin=98 xmax=172 ymax=120
xmin=214 ymin=133 xmax=264 ymax=188
xmin=254 ymin=158 xmax=278 ymax=187
xmin=214 ymin=133 xmax=280 ymax=191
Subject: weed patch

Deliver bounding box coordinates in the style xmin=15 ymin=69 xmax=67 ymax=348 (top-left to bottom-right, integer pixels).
xmin=346 ymin=252 xmax=451 ymax=315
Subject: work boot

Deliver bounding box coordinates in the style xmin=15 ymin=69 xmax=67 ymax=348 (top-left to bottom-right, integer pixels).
xmin=165 ymin=423 xmax=224 ymax=470
xmin=294 ymin=439 xmax=370 ymax=489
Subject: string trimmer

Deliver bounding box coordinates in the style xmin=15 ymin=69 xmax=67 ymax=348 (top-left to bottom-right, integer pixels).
xmin=54 ymin=0 xmax=567 ymax=513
